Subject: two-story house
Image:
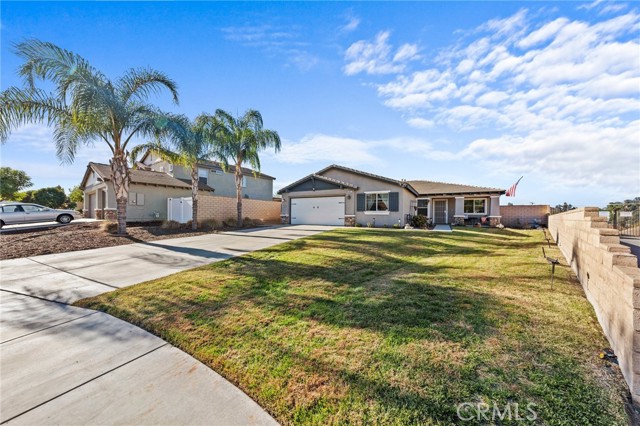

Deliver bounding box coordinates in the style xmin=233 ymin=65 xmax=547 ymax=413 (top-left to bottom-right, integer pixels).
xmin=80 ymin=150 xmax=276 ymax=221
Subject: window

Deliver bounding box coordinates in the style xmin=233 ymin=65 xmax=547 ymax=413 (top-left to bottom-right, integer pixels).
xmin=23 ymin=204 xmax=47 ymax=212
xmin=242 ymin=176 xmax=247 ymax=187
xmin=464 ymin=199 xmax=487 ymax=214
xmin=417 ymin=199 xmax=429 ymax=216
xmin=2 ymin=205 xmax=23 ymax=213
xmin=365 ymin=192 xmax=389 ymax=212
xmin=198 ymin=168 xmax=208 ymax=185
xmin=129 ymin=193 xmax=144 ymax=206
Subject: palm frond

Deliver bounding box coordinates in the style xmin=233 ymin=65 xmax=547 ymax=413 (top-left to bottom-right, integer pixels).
xmin=0 ymin=87 xmax=70 ymax=143
xmin=117 ymin=68 xmax=179 ymax=105
xmin=14 ymin=39 xmax=94 ymax=90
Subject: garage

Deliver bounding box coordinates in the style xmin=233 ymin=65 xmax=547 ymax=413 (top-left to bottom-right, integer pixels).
xmin=291 ymin=197 xmax=345 ymax=226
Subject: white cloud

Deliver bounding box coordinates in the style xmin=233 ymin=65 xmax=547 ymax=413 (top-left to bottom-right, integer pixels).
xmin=276 ymin=134 xmax=382 ymax=166
xmin=221 ymin=24 xmax=318 ymax=71
xmin=345 ymin=9 xmax=640 ymax=194
xmin=274 ymin=134 xmax=458 ymax=166
xmin=343 ymin=31 xmax=419 ymax=76
xmin=341 ymin=15 xmax=361 ymax=33
xmin=4 ymin=123 xmax=56 ymax=153
xmin=406 ymin=117 xmax=435 ymax=129
xmin=517 ymin=17 xmax=568 ymax=48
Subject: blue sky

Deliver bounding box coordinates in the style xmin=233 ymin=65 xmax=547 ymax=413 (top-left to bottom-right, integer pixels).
xmin=1 ymin=1 xmax=638 ymax=207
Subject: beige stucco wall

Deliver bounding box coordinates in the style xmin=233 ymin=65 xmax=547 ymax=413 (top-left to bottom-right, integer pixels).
xmin=197 ymin=195 xmax=281 ymax=223
xmin=501 ymin=205 xmax=550 ymax=227
xmin=84 ymin=182 xmax=194 ymax=221
xmin=126 ymin=184 xmax=192 ymax=222
xmin=320 ymin=169 xmax=413 ymax=227
xmin=142 ymin=152 xmax=275 ymax=201
xmin=548 ymin=207 xmax=640 ymax=403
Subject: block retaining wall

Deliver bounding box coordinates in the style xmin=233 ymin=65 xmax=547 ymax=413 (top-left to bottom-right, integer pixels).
xmin=197 ymin=196 xmax=281 ymax=224
xmin=501 ymin=205 xmax=550 ymax=228
xmin=548 ymin=207 xmax=640 ymax=403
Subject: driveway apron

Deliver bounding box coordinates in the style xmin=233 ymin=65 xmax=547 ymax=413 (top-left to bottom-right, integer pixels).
xmin=0 ymin=225 xmax=335 ymax=425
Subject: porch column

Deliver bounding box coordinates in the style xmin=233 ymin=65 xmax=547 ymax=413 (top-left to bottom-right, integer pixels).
xmin=489 ymin=195 xmax=501 ymax=227
xmin=453 ymin=196 xmax=465 ymax=225
xmin=427 ymin=197 xmax=433 ymax=220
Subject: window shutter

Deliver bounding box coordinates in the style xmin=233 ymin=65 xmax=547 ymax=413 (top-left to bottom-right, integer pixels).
xmin=356 ymin=193 xmax=365 ymax=211
xmin=129 ymin=192 xmax=137 ymax=205
xmin=137 ymin=193 xmax=145 ymax=206
xmin=389 ymin=192 xmax=399 ymax=212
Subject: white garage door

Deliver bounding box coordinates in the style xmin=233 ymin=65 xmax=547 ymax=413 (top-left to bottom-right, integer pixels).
xmin=291 ymin=197 xmax=345 ymax=226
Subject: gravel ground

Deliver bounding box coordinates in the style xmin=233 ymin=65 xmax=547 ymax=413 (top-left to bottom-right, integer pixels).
xmin=0 ymin=222 xmax=226 ymax=260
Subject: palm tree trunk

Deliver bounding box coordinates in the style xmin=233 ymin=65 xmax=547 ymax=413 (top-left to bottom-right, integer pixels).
xmin=110 ymin=152 xmax=130 ymax=235
xmin=236 ymin=170 xmax=243 ymax=227
xmin=191 ymin=165 xmax=198 ymax=231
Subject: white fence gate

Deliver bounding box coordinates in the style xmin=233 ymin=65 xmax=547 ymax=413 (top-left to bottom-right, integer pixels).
xmin=167 ymin=197 xmax=193 ymax=224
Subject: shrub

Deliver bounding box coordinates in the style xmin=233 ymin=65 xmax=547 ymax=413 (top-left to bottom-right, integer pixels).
xmin=355 ymin=223 xmax=363 ymax=227
xmin=224 ymin=217 xmax=238 ymax=227
xmin=411 ymin=215 xmax=428 ymax=228
xmin=201 ymin=219 xmax=219 ymax=230
xmin=161 ymin=220 xmax=181 ymax=230
xmin=100 ymin=221 xmax=118 ymax=233
xmin=392 ymin=223 xmax=401 ymax=229
xmin=242 ymin=217 xmax=260 ymax=227
xmin=366 ymin=222 xmax=373 ymax=228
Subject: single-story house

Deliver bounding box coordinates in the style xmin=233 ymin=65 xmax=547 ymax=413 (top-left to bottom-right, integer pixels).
xmin=278 ymin=165 xmax=505 ymax=227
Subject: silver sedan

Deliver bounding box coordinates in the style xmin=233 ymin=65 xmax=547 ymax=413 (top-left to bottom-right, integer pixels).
xmin=0 ymin=202 xmax=81 ymax=228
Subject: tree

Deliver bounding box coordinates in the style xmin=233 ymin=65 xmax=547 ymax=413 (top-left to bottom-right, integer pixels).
xmin=554 ymin=202 xmax=576 ymax=212
xmin=0 ymin=167 xmax=32 ymax=200
xmin=211 ymin=109 xmax=281 ymax=227
xmin=0 ymin=39 xmax=179 ymax=235
xmin=132 ymin=114 xmax=222 ymax=230
xmin=37 ymin=186 xmax=67 ymax=208
xmin=67 ymin=185 xmax=84 ymax=210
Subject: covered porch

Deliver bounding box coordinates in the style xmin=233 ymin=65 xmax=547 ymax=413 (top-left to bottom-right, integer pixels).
xmin=412 ymin=195 xmax=503 ymax=226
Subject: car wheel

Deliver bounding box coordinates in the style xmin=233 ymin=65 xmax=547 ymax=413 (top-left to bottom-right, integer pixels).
xmin=0 ymin=221 xmax=4 ymax=229
xmin=57 ymin=214 xmax=73 ymax=224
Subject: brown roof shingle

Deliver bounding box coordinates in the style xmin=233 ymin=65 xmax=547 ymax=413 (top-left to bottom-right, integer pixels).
xmin=407 ymin=180 xmax=505 ymax=196
xmin=88 ymin=163 xmax=214 ymax=191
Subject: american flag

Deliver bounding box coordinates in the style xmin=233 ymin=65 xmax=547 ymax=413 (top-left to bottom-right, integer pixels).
xmin=505 ymin=176 xmax=523 ymax=197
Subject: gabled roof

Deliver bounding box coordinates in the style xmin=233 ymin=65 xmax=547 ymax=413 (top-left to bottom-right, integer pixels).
xmin=407 ymin=180 xmax=505 ymax=196
xmin=176 ymin=178 xmax=216 ymax=192
xmin=139 ymin=150 xmax=275 ymax=180
xmin=80 ymin=162 xmax=214 ymax=191
xmin=316 ymin=164 xmax=419 ymax=196
xmin=277 ymin=173 xmax=359 ymax=194
xmin=197 ymin=159 xmax=276 ymax=180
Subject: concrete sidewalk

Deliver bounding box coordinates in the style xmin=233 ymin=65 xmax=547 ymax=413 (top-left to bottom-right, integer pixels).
xmin=1 ymin=225 xmax=335 ymax=425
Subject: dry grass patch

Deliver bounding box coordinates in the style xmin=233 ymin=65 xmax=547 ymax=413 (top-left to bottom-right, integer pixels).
xmin=77 ymin=228 xmax=631 ymax=425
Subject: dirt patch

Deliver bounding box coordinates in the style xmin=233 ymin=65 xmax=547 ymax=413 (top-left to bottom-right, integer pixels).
xmin=0 ymin=221 xmax=252 ymax=260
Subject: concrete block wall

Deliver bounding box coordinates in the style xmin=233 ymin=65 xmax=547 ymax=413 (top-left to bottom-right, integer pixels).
xmin=197 ymin=195 xmax=281 ymax=224
xmin=501 ymin=204 xmax=550 ymax=227
xmin=548 ymin=207 xmax=640 ymax=403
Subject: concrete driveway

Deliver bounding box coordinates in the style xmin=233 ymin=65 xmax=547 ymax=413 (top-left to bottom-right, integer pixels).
xmin=0 ymin=225 xmax=335 ymax=425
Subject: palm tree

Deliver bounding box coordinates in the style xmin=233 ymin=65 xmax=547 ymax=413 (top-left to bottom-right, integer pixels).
xmin=132 ymin=114 xmax=223 ymax=230
xmin=0 ymin=39 xmax=179 ymax=235
xmin=211 ymin=109 xmax=281 ymax=227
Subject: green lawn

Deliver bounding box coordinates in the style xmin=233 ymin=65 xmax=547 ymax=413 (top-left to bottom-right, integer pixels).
xmin=77 ymin=228 xmax=630 ymax=425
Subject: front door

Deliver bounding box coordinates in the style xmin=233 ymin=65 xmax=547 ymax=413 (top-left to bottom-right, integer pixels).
xmin=434 ymin=200 xmax=447 ymax=224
